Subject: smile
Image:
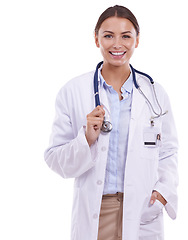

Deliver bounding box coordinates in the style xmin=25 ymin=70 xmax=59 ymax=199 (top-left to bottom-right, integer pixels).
xmin=109 ymin=51 xmax=126 ymax=56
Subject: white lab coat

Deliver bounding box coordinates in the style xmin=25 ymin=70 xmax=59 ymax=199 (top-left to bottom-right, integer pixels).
xmin=44 ymin=70 xmax=178 ymax=240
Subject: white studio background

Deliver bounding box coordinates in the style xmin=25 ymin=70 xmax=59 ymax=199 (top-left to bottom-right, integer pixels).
xmin=0 ymin=0 xmax=187 ymax=239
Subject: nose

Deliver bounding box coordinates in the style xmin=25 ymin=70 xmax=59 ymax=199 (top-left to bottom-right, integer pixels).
xmin=113 ymin=37 xmax=123 ymax=49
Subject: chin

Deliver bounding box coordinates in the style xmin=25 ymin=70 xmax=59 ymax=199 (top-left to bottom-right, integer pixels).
xmin=107 ymin=59 xmax=129 ymax=68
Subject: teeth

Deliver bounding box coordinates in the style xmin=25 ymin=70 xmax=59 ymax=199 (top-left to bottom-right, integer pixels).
xmin=110 ymin=52 xmax=125 ymax=56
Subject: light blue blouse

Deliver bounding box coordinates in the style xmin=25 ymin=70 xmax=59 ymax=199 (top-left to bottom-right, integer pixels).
xmin=99 ymin=69 xmax=133 ymax=194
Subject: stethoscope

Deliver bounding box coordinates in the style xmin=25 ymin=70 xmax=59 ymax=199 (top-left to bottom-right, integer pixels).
xmin=94 ymin=61 xmax=168 ymax=133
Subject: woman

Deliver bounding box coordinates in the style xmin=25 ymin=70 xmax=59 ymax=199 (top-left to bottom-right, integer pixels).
xmin=44 ymin=5 xmax=178 ymax=240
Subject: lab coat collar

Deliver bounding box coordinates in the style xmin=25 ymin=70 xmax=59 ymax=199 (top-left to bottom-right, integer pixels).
xmin=97 ymin=64 xmax=110 ymax=113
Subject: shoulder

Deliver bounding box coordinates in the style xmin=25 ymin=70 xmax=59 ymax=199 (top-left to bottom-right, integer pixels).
xmin=135 ymin=71 xmax=171 ymax=109
xmin=60 ymin=71 xmax=94 ymax=91
xmin=56 ymin=71 xmax=95 ymax=101
xmin=136 ymin=71 xmax=167 ymax=95
xmin=64 ymin=71 xmax=94 ymax=89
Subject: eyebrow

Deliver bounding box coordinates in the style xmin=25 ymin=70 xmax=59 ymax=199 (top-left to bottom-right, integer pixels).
xmin=102 ymin=30 xmax=132 ymax=34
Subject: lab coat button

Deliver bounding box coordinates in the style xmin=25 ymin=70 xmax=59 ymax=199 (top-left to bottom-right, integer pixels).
xmin=101 ymin=146 xmax=106 ymax=151
xmin=97 ymin=180 xmax=102 ymax=185
xmin=93 ymin=213 xmax=98 ymax=219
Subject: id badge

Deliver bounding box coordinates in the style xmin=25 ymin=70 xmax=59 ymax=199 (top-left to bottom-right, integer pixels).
xmin=143 ymin=127 xmax=161 ymax=148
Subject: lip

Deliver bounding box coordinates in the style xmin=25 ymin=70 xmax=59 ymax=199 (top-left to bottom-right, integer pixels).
xmin=109 ymin=51 xmax=126 ymax=59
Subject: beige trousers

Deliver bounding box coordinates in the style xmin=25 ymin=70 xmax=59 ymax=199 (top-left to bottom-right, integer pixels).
xmin=98 ymin=192 xmax=123 ymax=240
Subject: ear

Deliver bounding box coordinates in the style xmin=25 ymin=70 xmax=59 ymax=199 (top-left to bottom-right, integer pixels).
xmin=135 ymin=33 xmax=140 ymax=48
xmin=94 ymin=32 xmax=100 ymax=48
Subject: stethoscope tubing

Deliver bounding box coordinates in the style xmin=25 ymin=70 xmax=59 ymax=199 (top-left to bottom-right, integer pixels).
xmin=94 ymin=61 xmax=103 ymax=107
xmin=94 ymin=61 xmax=167 ymax=130
xmin=130 ymin=64 xmax=154 ymax=86
xmin=94 ymin=61 xmax=154 ymax=106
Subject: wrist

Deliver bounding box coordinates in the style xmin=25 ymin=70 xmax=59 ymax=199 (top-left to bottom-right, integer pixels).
xmin=154 ymin=191 xmax=167 ymax=206
xmin=85 ymin=134 xmax=94 ymax=147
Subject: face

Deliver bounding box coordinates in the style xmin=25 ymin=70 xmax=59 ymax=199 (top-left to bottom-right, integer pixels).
xmin=95 ymin=17 xmax=139 ymax=67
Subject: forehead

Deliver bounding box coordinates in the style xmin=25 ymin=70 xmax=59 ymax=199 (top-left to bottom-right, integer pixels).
xmin=99 ymin=17 xmax=136 ymax=33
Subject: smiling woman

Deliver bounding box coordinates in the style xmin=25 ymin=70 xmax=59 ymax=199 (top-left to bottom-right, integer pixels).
xmin=94 ymin=6 xmax=140 ymax=97
xmin=94 ymin=17 xmax=139 ymax=82
xmin=44 ymin=5 xmax=178 ymax=240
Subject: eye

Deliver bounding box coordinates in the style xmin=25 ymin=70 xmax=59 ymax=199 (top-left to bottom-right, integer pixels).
xmin=122 ymin=35 xmax=131 ymax=39
xmin=104 ymin=34 xmax=113 ymax=39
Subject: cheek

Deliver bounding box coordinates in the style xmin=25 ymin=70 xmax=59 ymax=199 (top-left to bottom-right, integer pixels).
xmin=100 ymin=47 xmax=108 ymax=58
xmin=125 ymin=39 xmax=138 ymax=50
xmin=99 ymin=38 xmax=112 ymax=49
xmin=99 ymin=43 xmax=111 ymax=56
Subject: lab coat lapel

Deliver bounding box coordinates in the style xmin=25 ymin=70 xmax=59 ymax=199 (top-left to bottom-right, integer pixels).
xmin=131 ymin=85 xmax=146 ymax=119
xmin=128 ymin=82 xmax=146 ymax=145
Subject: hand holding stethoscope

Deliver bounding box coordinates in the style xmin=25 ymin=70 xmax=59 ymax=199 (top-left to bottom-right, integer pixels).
xmin=85 ymin=105 xmax=105 ymax=146
xmin=86 ymin=61 xmax=168 ymax=146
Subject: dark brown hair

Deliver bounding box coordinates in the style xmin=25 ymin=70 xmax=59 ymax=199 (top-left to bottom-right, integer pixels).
xmin=95 ymin=5 xmax=140 ymax=36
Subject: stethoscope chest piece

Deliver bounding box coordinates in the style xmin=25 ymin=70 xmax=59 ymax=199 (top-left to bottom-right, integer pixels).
xmin=101 ymin=119 xmax=113 ymax=133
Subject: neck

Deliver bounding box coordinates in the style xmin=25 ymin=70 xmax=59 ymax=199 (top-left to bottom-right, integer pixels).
xmin=101 ymin=62 xmax=131 ymax=92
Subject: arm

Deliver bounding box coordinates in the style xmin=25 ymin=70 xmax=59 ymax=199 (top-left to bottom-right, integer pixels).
xmin=44 ymin=88 xmax=104 ymax=179
xmin=151 ymin=91 xmax=178 ymax=219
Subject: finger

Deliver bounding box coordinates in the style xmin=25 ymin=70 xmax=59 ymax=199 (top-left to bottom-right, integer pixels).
xmin=87 ymin=117 xmax=104 ymax=129
xmin=97 ymin=105 xmax=105 ymax=115
xmin=87 ymin=110 xmax=105 ymax=120
xmin=93 ymin=125 xmax=100 ymax=131
xmin=87 ymin=115 xmax=104 ymax=122
xmin=93 ymin=106 xmax=105 ymax=117
xmin=150 ymin=191 xmax=158 ymax=205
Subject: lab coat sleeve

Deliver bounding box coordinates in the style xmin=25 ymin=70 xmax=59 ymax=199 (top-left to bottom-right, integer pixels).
xmin=44 ymin=86 xmax=98 ymax=179
xmin=153 ymin=90 xmax=178 ymax=220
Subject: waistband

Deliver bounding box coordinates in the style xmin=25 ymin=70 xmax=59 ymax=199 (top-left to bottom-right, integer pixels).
xmin=102 ymin=192 xmax=123 ymax=199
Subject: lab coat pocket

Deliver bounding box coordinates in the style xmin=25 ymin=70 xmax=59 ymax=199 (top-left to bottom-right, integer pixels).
xmin=140 ymin=199 xmax=164 ymax=224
